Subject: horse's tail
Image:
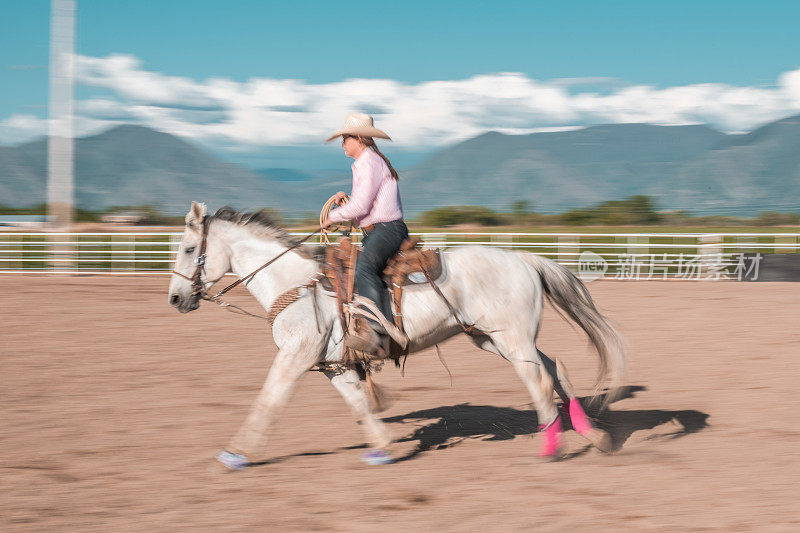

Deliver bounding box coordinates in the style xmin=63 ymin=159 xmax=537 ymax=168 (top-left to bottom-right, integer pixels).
xmin=521 ymin=253 xmax=627 ymax=407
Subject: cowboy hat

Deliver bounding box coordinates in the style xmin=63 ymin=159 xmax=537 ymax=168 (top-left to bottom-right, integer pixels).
xmin=325 ymin=113 xmax=391 ymax=142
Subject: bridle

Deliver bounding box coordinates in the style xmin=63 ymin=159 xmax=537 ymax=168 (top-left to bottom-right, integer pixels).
xmin=171 ymin=215 xmax=322 ymax=304
xmin=171 ymin=215 xmax=211 ymax=296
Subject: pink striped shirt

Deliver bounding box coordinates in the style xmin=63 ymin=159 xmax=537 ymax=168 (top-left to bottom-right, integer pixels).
xmin=327 ymin=147 xmax=403 ymax=227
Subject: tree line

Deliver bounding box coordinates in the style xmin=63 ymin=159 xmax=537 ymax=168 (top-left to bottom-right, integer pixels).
xmin=3 ymin=196 xmax=799 ymax=227
xmin=416 ymin=196 xmax=800 ymax=227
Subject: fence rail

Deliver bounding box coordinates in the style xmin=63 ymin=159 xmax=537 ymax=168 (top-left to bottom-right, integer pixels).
xmin=1 ymin=231 xmax=798 ymax=280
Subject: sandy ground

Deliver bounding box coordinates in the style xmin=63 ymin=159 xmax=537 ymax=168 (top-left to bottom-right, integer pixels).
xmin=1 ymin=276 xmax=799 ymax=532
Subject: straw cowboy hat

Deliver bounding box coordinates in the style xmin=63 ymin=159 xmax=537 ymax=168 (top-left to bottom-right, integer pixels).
xmin=325 ymin=113 xmax=391 ymax=142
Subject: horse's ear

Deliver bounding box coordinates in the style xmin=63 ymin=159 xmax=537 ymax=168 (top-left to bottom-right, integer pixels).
xmin=186 ymin=201 xmax=207 ymax=228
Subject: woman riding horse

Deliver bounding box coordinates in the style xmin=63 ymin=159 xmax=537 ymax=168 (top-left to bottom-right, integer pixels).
xmin=321 ymin=113 xmax=408 ymax=354
xmin=168 ymin=115 xmax=620 ymax=470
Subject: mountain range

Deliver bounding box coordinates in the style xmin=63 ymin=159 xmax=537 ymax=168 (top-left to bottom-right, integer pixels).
xmin=0 ymin=125 xmax=307 ymax=214
xmin=2 ymin=116 xmax=800 ymax=216
xmin=401 ymin=116 xmax=800 ymax=215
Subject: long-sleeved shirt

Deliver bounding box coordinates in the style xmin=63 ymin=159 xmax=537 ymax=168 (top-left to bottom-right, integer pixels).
xmin=327 ymin=147 xmax=403 ymax=227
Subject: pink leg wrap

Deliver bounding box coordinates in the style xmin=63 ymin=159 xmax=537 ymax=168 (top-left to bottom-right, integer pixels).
xmin=538 ymin=416 xmax=562 ymax=457
xmin=568 ymin=398 xmax=594 ymax=436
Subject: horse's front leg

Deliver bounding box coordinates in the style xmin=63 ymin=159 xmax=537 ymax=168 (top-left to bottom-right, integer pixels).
xmin=222 ymin=345 xmax=315 ymax=466
xmin=324 ymin=369 xmax=392 ymax=450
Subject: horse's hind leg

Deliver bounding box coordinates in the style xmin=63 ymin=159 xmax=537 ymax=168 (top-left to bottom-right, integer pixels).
xmin=535 ymin=349 xmax=571 ymax=402
xmin=476 ymin=331 xmax=563 ymax=457
xmin=324 ymin=369 xmax=393 ymax=450
xmin=541 ymin=351 xmax=612 ymax=453
xmin=474 ymin=334 xmax=569 ymax=401
xmin=472 ymin=333 xmax=588 ymax=457
xmin=507 ymin=348 xmax=565 ymax=458
xmin=481 ymin=331 xmax=612 ymax=453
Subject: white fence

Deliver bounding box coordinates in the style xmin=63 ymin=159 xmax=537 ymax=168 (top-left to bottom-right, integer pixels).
xmin=1 ymin=231 xmax=798 ymax=280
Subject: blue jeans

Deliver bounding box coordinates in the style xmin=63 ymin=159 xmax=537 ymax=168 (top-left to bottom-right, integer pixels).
xmin=356 ymin=220 xmax=409 ymax=328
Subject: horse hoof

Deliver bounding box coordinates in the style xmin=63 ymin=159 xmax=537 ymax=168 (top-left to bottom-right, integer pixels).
xmin=537 ymin=447 xmax=565 ymax=462
xmin=216 ymin=450 xmax=250 ymax=470
xmin=360 ymin=449 xmax=394 ymax=466
xmin=584 ymin=429 xmax=613 ymax=453
xmin=537 ymin=417 xmax=563 ymax=460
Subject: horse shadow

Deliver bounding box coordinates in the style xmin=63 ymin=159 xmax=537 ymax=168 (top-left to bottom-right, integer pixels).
xmin=382 ymin=385 xmax=709 ymax=462
xmin=248 ymin=385 xmax=709 ymax=466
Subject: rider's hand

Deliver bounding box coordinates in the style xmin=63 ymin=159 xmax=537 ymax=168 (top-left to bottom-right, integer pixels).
xmin=334 ymin=191 xmax=347 ymax=203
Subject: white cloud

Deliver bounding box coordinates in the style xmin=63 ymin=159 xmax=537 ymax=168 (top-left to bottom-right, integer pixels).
xmin=4 ymin=53 xmax=800 ymax=149
xmin=0 ymin=114 xmax=49 ymax=144
xmin=77 ymin=54 xmax=220 ymax=108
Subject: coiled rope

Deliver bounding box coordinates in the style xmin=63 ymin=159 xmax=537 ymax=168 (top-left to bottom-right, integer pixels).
xmin=319 ymin=193 xmax=352 ymax=245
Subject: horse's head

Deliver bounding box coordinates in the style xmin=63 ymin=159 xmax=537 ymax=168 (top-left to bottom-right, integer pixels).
xmin=168 ymin=202 xmax=231 ymax=313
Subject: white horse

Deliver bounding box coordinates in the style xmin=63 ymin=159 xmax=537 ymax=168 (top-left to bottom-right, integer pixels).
xmin=168 ymin=202 xmax=626 ymax=468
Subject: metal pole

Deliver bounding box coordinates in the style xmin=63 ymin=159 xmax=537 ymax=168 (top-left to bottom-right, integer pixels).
xmin=47 ymin=0 xmax=76 ymax=269
xmin=47 ymin=0 xmax=76 ymax=229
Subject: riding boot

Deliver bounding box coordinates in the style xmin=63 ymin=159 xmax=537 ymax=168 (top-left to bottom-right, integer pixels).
xmin=344 ymin=314 xmax=386 ymax=356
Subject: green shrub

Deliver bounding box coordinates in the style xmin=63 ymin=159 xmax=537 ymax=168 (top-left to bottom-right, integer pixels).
xmin=419 ymin=205 xmax=502 ymax=226
xmin=561 ymin=195 xmax=662 ymax=225
xmin=753 ymin=211 xmax=800 ymax=226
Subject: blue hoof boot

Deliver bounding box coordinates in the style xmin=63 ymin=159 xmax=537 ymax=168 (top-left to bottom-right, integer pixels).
xmin=360 ymin=449 xmax=394 ymax=465
xmin=216 ymin=450 xmax=250 ymax=470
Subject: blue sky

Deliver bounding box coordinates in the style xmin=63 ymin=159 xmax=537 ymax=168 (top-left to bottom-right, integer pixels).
xmin=2 ymin=0 xmax=800 ymax=165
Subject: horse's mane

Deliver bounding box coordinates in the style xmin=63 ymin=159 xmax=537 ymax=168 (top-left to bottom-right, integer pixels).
xmin=211 ymin=206 xmax=316 ymax=259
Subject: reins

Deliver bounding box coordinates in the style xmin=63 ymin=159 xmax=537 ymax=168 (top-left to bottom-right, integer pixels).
xmin=212 ymin=228 xmax=321 ymax=299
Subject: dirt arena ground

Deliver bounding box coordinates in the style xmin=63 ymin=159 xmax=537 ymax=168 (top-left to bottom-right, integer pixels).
xmin=2 ymin=276 xmax=799 ymax=531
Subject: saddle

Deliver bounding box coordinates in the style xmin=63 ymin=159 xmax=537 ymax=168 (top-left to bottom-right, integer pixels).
xmin=320 ymin=235 xmax=443 ymax=362
xmin=381 ymin=236 xmax=443 ymax=331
